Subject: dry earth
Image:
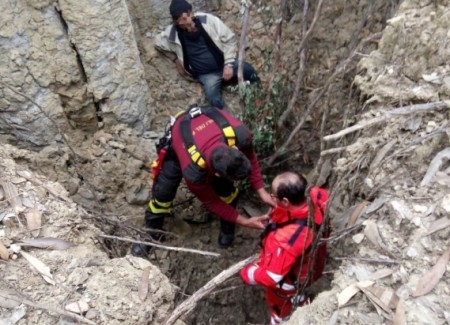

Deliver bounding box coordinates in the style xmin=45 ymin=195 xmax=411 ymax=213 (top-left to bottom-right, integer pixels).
xmin=1 ymin=0 xmax=449 ymax=325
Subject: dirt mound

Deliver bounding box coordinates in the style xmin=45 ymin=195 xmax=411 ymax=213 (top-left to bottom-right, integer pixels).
xmin=0 ymin=144 xmax=182 ymax=325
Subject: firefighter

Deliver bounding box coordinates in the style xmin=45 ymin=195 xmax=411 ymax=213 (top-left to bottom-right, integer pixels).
xmin=131 ymin=105 xmax=275 ymax=256
xmin=240 ymin=172 xmax=329 ymax=324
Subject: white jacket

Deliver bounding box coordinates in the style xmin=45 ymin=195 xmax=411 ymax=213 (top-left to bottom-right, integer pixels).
xmin=154 ymin=12 xmax=237 ymax=72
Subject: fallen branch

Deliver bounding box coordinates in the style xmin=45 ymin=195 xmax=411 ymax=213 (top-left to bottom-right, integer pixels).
xmin=322 ymin=224 xmax=364 ymax=242
xmin=98 ymin=234 xmax=220 ymax=257
xmin=333 ymin=256 xmax=400 ymax=265
xmin=420 ymin=147 xmax=450 ymax=187
xmin=0 ymin=290 xmax=96 ymax=325
xmin=323 ymin=101 xmax=449 ymax=142
xmin=164 ymin=254 xmax=258 ymax=325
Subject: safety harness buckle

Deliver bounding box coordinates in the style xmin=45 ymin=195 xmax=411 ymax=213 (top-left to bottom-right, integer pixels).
xmin=188 ymin=106 xmax=202 ymax=119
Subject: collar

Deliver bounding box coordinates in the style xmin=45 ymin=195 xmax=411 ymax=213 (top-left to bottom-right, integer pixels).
xmin=270 ymin=203 xmax=308 ymax=224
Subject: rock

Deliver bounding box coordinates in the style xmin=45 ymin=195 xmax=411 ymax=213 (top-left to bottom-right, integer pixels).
xmin=64 ymin=300 xmax=89 ymax=314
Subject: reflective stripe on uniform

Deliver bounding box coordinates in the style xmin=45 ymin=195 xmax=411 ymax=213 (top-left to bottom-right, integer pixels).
xmin=149 ymin=199 xmax=172 ymax=214
xmin=267 ymin=270 xmax=284 ymax=284
xmin=219 ymin=187 xmax=239 ymax=204
xmin=246 ymin=265 xmax=257 ymax=285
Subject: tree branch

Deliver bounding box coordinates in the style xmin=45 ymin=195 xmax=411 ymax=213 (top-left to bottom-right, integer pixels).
xmin=323 ymin=101 xmax=449 ymax=142
xmin=98 ymin=234 xmax=220 ymax=257
xmin=164 ymin=254 xmax=258 ymax=325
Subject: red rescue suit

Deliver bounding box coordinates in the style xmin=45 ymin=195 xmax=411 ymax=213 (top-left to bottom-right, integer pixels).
xmin=240 ymin=187 xmax=328 ymax=324
xmin=171 ymin=109 xmax=265 ymax=222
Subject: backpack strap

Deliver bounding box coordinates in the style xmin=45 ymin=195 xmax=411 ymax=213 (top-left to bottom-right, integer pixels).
xmin=180 ymin=105 xmax=243 ymax=170
xmin=260 ymin=218 xmax=308 ymax=245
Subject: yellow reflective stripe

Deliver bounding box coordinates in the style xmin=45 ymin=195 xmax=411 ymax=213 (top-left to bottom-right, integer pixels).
xmin=219 ymin=188 xmax=239 ymax=204
xmin=223 ymin=126 xmax=236 ymax=147
xmin=197 ymin=157 xmax=206 ymax=168
xmin=175 ymin=111 xmax=184 ymax=118
xmin=149 ymin=199 xmax=172 ymax=214
xmin=187 ymin=145 xmax=206 ymax=168
xmin=191 ymin=151 xmax=201 ymax=162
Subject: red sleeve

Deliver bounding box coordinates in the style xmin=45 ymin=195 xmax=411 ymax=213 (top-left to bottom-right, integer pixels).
xmin=186 ymin=180 xmax=239 ymax=223
xmin=243 ymin=148 xmax=265 ymax=191
xmin=240 ymin=236 xmax=298 ymax=287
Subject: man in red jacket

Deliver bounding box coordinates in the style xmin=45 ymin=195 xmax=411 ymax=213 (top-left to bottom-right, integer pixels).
xmin=131 ymin=105 xmax=274 ymax=256
xmin=240 ymin=172 xmax=328 ymax=324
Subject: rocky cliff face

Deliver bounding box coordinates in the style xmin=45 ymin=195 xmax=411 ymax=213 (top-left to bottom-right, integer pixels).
xmin=1 ymin=0 xmax=151 ymax=149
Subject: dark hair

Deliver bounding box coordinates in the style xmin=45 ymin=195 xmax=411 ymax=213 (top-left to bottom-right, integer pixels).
xmin=276 ymin=172 xmax=308 ymax=205
xmin=211 ymin=146 xmax=251 ymax=180
xmin=170 ymin=0 xmax=192 ymax=20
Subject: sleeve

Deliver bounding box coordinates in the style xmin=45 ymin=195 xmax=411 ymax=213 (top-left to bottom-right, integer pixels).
xmin=154 ymin=27 xmax=175 ymax=55
xmin=209 ymin=14 xmax=237 ymax=64
xmin=186 ymin=181 xmax=239 ymax=223
xmin=240 ymin=239 xmax=298 ymax=287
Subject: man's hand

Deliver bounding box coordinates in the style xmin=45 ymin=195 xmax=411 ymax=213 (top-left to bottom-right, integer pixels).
xmin=256 ymin=188 xmax=276 ymax=207
xmin=223 ymin=64 xmax=233 ymax=81
xmin=235 ymin=214 xmax=269 ymax=230
xmin=174 ymin=59 xmax=188 ymax=77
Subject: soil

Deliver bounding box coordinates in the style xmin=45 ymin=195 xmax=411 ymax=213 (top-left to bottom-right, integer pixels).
xmin=1 ymin=0 xmax=450 ymax=325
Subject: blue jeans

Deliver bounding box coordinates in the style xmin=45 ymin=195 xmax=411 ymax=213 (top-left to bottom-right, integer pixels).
xmin=197 ymin=61 xmax=259 ymax=109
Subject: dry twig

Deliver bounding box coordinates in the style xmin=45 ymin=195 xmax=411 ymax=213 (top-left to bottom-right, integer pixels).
xmin=266 ymin=0 xmax=289 ymax=93
xmin=238 ymin=0 xmax=251 ymax=116
xmin=333 ymin=256 xmax=399 ymax=265
xmin=323 ymin=101 xmax=448 ymax=142
xmin=99 ymin=234 xmax=220 ymax=257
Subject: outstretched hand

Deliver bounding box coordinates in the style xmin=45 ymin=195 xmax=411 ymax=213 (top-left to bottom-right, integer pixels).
xmin=236 ymin=214 xmax=269 ymax=230
xmin=257 ymin=188 xmax=277 ymax=207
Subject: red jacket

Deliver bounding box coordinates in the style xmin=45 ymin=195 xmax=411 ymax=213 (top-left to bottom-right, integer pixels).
xmin=171 ymin=109 xmax=265 ymax=223
xmin=241 ymin=187 xmax=328 ymax=290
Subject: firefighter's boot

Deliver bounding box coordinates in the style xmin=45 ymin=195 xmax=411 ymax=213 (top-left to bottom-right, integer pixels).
xmin=218 ymin=219 xmax=235 ymax=248
xmin=131 ymin=209 xmax=167 ymax=257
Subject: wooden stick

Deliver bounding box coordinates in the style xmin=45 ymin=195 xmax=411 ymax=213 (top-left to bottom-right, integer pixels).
xmin=278 ymin=0 xmax=320 ymax=128
xmin=98 ymin=234 xmax=220 ymax=257
xmin=266 ymin=0 xmax=288 ymax=93
xmin=333 ymin=256 xmax=399 ymax=265
xmin=164 ymin=254 xmax=258 ymax=325
xmin=420 ymin=147 xmax=450 ymax=187
xmin=237 ymin=0 xmax=251 ymax=116
xmin=0 ymin=290 xmax=96 ymax=325
xmin=323 ymin=101 xmax=448 ymax=142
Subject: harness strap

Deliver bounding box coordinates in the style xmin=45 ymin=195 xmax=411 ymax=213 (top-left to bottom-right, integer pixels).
xmin=260 ymin=219 xmax=307 ymax=243
xmin=180 ymin=105 xmax=238 ymax=169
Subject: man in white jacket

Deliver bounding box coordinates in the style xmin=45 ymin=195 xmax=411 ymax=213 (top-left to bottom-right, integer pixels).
xmin=155 ymin=0 xmax=259 ymax=109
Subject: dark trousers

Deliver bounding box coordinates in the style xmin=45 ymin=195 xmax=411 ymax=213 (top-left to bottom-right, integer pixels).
xmin=148 ymin=147 xmax=238 ymax=227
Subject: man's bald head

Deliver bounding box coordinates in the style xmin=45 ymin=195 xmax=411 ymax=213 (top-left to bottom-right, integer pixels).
xmin=272 ymin=172 xmax=308 ymax=205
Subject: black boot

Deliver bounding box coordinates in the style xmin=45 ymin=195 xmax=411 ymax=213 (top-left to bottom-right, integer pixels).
xmin=218 ymin=219 xmax=235 ymax=248
xmin=131 ymin=210 xmax=167 ymax=257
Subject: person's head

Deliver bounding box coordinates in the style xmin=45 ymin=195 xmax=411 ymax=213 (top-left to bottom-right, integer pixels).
xmin=170 ymin=0 xmax=196 ymax=32
xmin=271 ymin=172 xmax=308 ymax=207
xmin=211 ymin=146 xmax=251 ymax=181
